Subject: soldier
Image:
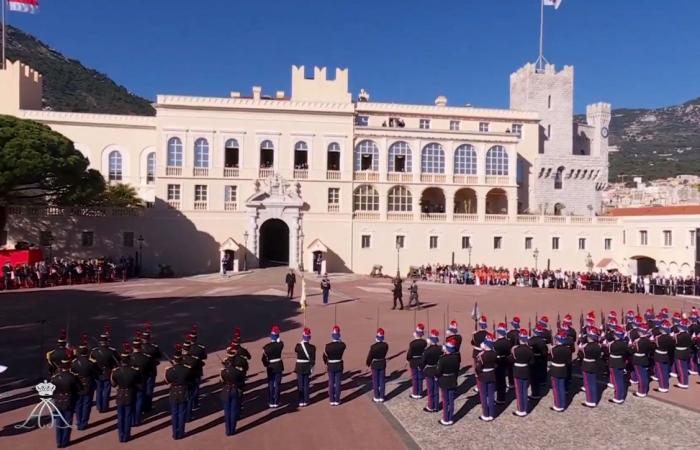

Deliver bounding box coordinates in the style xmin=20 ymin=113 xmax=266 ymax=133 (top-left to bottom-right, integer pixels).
xmin=181 ymin=339 xmax=202 ymax=421
xmin=653 ymin=320 xmax=674 ymax=393
xmin=689 ymin=309 xmax=700 ymax=375
xmin=294 ymin=327 xmax=316 ymax=407
xmin=140 ymin=322 xmax=162 ymax=412
xmin=321 ymin=275 xmax=331 ymax=305
xmin=408 ymin=280 xmax=419 ymax=308
xmin=221 ymin=343 xmax=248 ymax=436
xmin=231 ymin=328 xmax=252 ymax=361
xmin=188 ymin=326 xmax=207 ymax=409
xmin=285 ymin=269 xmax=296 ymax=299
xmin=445 ymin=320 xmax=462 ymax=352
xmin=538 ymin=316 xmax=552 ymax=344
xmin=631 ymin=323 xmax=653 ymax=397
xmin=608 ymin=326 xmax=630 ymax=404
xmin=90 ymin=331 xmax=119 ymax=412
xmin=579 ymin=326 xmax=602 ymax=408
xmin=421 ymin=329 xmax=442 ymax=413
xmin=625 ymin=310 xmax=636 ymax=332
xmin=392 ymin=276 xmax=404 ymax=310
xmin=366 ymin=328 xmax=389 ymax=402
xmin=227 ymin=341 xmax=249 ymax=419
xmin=407 ymin=323 xmax=427 ymax=399
xmin=262 ymin=325 xmax=284 ymax=408
xmin=71 ymin=334 xmax=98 ymax=430
xmin=51 ymin=349 xmax=81 ymax=448
xmin=111 ymin=343 xmax=141 ymax=443
xmin=561 ymin=320 xmax=576 ymax=391
xmin=475 ymin=333 xmax=498 ymax=422
xmin=673 ymin=319 xmax=692 ymax=389
xmin=129 ymin=334 xmax=151 ymax=426
xmin=505 ymin=316 xmax=522 ymax=388
xmin=509 ymin=329 xmax=533 ymax=417
xmin=471 ymin=316 xmax=488 ymax=392
xmin=493 ymin=323 xmax=511 ymax=405
xmin=166 ymin=344 xmax=192 ymax=440
xmin=436 ymin=336 xmax=460 ymax=426
xmin=323 ymin=325 xmax=346 ymax=406
xmin=528 ymin=325 xmax=548 ymax=399
xmin=46 ymin=329 xmax=71 ymax=377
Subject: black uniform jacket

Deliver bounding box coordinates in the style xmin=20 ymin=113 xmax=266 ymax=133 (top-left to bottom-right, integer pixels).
xmin=476 ymin=350 xmax=497 ymax=383
xmin=631 ymin=338 xmax=653 ymax=366
xmin=674 ymin=332 xmax=692 ymax=361
xmin=407 ymin=338 xmax=427 ymax=369
xmin=51 ymin=370 xmax=82 ymax=409
xmin=608 ymin=340 xmax=630 ymax=369
xmin=165 ymin=363 xmax=192 ymax=403
xmin=262 ymin=341 xmax=284 ymax=373
xmin=323 ymin=341 xmax=346 ymax=373
xmin=294 ymin=342 xmax=317 ymax=375
xmin=421 ymin=344 xmax=442 ymax=378
xmin=654 ymin=334 xmax=674 ymax=363
xmin=471 ymin=330 xmax=487 ymax=359
xmin=366 ymin=341 xmax=389 ymax=370
xmin=436 ymin=352 xmax=461 ymax=389
xmin=578 ymin=343 xmax=602 ymax=373
xmin=71 ymin=355 xmax=99 ymax=394
xmin=90 ymin=345 xmax=119 ymax=381
xmin=111 ymin=365 xmax=141 ymax=406
xmin=549 ymin=344 xmax=572 ymax=378
xmin=509 ymin=344 xmax=533 ymax=379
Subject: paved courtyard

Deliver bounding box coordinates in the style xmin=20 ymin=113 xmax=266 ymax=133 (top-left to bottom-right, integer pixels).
xmin=0 ymin=268 xmax=699 ymax=449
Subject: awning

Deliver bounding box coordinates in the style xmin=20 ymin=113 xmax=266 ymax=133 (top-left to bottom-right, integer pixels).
xmin=596 ymin=258 xmax=619 ymax=269
xmin=219 ymin=237 xmax=241 ymax=251
xmin=307 ymin=238 xmax=328 ymax=253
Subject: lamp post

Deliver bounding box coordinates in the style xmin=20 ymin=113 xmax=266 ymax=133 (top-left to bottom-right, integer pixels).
xmin=137 ymin=235 xmax=144 ymax=276
xmin=467 ymin=244 xmax=472 ymax=268
xmin=533 ymin=248 xmax=540 ymax=271
xmin=396 ymin=240 xmax=401 ymax=277
xmin=243 ymin=230 xmax=249 ymax=271
xmin=299 ymin=230 xmax=305 ymax=272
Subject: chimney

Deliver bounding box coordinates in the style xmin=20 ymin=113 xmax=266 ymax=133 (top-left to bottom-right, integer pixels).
xmin=252 ymin=86 xmax=262 ymax=100
xmin=230 ymin=91 xmax=241 ymax=98
xmin=435 ymin=96 xmax=447 ymax=107
xmin=275 ymin=90 xmax=285 ymax=99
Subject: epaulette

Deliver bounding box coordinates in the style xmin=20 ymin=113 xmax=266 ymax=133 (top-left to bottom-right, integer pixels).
xmin=183 ymin=364 xmax=192 ymax=369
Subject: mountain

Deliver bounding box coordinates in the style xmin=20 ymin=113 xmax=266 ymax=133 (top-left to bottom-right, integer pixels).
xmin=5 ymin=25 xmax=155 ymax=116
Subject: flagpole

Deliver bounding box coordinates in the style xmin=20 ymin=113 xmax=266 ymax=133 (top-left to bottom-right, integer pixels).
xmin=537 ymin=0 xmax=545 ymax=72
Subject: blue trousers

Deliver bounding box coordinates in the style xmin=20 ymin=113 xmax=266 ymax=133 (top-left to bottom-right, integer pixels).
xmin=654 ymin=361 xmax=670 ymax=390
xmin=610 ymin=367 xmax=627 ymax=401
xmin=550 ymin=376 xmax=567 ymax=410
xmin=297 ymin=374 xmax=310 ymax=405
xmin=440 ymin=387 xmax=455 ymax=422
xmin=675 ymin=359 xmax=690 ymax=386
xmin=192 ymin=377 xmax=202 ymax=408
xmin=477 ymin=379 xmax=495 ymax=418
xmin=425 ymin=375 xmax=439 ymax=411
xmin=328 ymin=370 xmax=342 ymax=403
xmin=634 ymin=365 xmax=650 ymax=395
xmin=116 ymin=404 xmax=133 ymax=442
xmin=690 ymin=350 xmax=699 ymax=374
xmin=170 ymin=401 xmax=187 ymax=440
xmin=411 ymin=367 xmax=424 ymax=397
xmin=75 ymin=391 xmax=94 ymax=430
xmin=186 ymin=383 xmax=195 ymax=422
xmin=513 ymin=377 xmax=529 ymax=414
xmin=322 ymin=289 xmax=330 ymax=304
xmin=582 ymin=371 xmax=598 ymax=406
xmin=372 ymin=368 xmax=385 ymax=400
xmin=222 ymin=392 xmax=239 ymax=436
xmin=267 ymin=371 xmax=282 ymax=406
xmin=144 ymin=375 xmax=156 ymax=411
xmin=96 ymin=379 xmax=111 ymax=412
xmin=132 ymin=388 xmax=145 ymax=425
xmin=54 ymin=408 xmax=73 ymax=448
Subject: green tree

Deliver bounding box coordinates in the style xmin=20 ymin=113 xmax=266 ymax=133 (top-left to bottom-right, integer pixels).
xmin=0 ymin=114 xmax=105 ymax=205
xmin=101 ymin=183 xmax=144 ymax=208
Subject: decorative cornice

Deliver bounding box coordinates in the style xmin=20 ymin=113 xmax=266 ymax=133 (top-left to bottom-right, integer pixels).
xmin=156 ymin=95 xmax=355 ymax=115
xmin=355 ymin=102 xmax=539 ymax=122
xmin=20 ymin=110 xmax=156 ymax=129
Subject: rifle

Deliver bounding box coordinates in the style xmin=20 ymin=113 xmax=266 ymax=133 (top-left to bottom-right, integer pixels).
xmin=636 ymin=304 xmax=640 ymax=316
xmin=161 ymin=350 xmax=176 ymax=366
xmin=528 ymin=318 xmax=532 ymax=334
xmin=427 ymin=309 xmax=430 ymax=331
xmin=376 ymin=306 xmax=379 ymax=331
xmin=620 ymin=308 xmax=624 ymax=325
xmin=535 ymin=312 xmax=539 ymax=326
xmin=334 ymin=304 xmax=338 ymax=325
xmin=471 ymin=301 xmax=479 ymax=331
xmin=556 ymin=312 xmax=561 ymax=330
xmin=492 ymin=320 xmax=496 ymax=337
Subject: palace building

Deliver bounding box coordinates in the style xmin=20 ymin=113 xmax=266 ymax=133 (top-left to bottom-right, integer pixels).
xmin=0 ymin=59 xmax=697 ymax=277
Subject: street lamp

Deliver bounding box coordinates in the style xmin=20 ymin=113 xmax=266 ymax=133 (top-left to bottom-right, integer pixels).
xmin=467 ymin=244 xmax=472 ymax=268
xmin=243 ymin=230 xmax=249 ymax=271
xmin=533 ymin=248 xmax=540 ymax=271
xmin=137 ymin=235 xmax=144 ymax=276
xmin=396 ymin=239 xmax=401 ymax=277
xmin=299 ymin=230 xmax=305 ymax=272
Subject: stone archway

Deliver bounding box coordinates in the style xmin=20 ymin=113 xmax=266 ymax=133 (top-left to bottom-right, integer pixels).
xmin=259 ymin=219 xmax=290 ymax=267
xmin=630 ymin=255 xmax=657 ymax=276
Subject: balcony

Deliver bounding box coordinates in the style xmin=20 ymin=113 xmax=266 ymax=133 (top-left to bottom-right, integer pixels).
xmin=485 ymin=175 xmax=510 ymax=185
xmin=453 ymin=175 xmax=479 ymax=185
xmin=387 ymin=172 xmax=413 ymax=183
xmin=516 ymin=215 xmax=539 ymax=224
xmin=193 ymin=167 xmax=209 ymax=177
xmin=293 ymin=169 xmax=308 ymax=179
xmin=353 ymin=211 xmax=380 ymax=221
xmin=259 ymin=168 xmax=274 ymax=178
xmin=223 ymin=167 xmax=239 ymax=178
xmin=570 ymin=216 xmax=593 ymax=225
xmin=353 ymin=171 xmax=380 ymax=181
xmin=224 ymin=202 xmax=237 ymax=211
xmin=165 ymin=166 xmax=182 ymax=176
xmin=420 ymin=174 xmax=446 ymax=183
xmin=167 ymin=200 xmax=181 ymax=209
xmin=328 ymin=204 xmax=340 ymax=213
xmin=485 ymin=214 xmax=508 ymax=223
xmin=453 ymin=213 xmax=479 ymax=223
xmin=387 ymin=212 xmax=414 ymax=221
xmin=193 ymin=201 xmax=208 ymax=211
xmin=420 ymin=213 xmax=446 ymax=222
xmin=542 ymin=216 xmax=566 ymax=224
xmin=326 ymin=170 xmax=341 ymax=180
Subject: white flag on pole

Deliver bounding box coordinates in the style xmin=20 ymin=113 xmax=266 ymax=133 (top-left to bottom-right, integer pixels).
xmin=544 ymin=0 xmax=563 ymax=9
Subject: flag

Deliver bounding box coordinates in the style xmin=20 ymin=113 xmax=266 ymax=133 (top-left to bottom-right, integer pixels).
xmin=543 ymin=0 xmax=562 ymax=9
xmin=299 ymin=274 xmax=307 ymax=310
xmin=8 ymin=0 xmax=40 ymax=14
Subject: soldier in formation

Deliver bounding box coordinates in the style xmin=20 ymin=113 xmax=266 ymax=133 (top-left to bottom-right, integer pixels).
xmin=406 ymin=323 xmax=427 ymax=399
xmin=294 ymin=327 xmax=316 ymax=407
xmin=367 ymin=328 xmax=388 ymax=402
xmin=262 ymin=325 xmax=284 ymax=408
xmin=324 ymin=325 xmax=346 ymax=406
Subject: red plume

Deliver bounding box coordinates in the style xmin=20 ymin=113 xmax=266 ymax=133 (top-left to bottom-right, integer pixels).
xmin=81 ymin=333 xmax=89 ymax=345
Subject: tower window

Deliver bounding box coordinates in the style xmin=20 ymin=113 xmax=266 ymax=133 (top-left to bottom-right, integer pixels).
xmin=548 ymin=95 xmax=552 ymax=110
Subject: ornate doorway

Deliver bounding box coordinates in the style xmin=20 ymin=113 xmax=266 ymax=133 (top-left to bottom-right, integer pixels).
xmin=259 ymin=219 xmax=290 ymax=267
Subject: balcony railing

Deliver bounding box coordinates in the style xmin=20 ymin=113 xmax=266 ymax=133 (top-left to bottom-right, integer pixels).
xmin=193 ymin=167 xmax=209 ymax=177
xmin=453 ymin=174 xmax=479 ymax=185
xmin=543 ymin=216 xmax=567 ymax=224
xmin=167 ymin=200 xmax=181 ymax=209
xmin=259 ymin=168 xmax=274 ymax=178
xmin=353 ymin=211 xmax=380 ymax=221
xmin=224 ymin=202 xmax=237 ymax=211
xmin=516 ymin=215 xmax=539 ymax=224
xmin=453 ymin=213 xmax=479 ymax=223
xmin=293 ymin=169 xmax=308 ymax=179
xmin=420 ymin=173 xmax=446 ymax=183
xmin=387 ymin=172 xmax=414 ymax=183
xmin=353 ymin=171 xmax=380 ymax=181
xmin=387 ymin=212 xmax=414 ymax=221
xmin=485 ymin=214 xmax=508 ymax=223
xmin=570 ymin=216 xmax=593 ymax=225
xmin=420 ymin=213 xmax=446 ymax=222
xmin=485 ymin=175 xmax=510 ymax=185
xmin=193 ymin=201 xmax=208 ymax=211
xmin=223 ymin=167 xmax=239 ymax=178
xmin=165 ymin=166 xmax=182 ymax=176
xmin=326 ymin=170 xmax=341 ymax=180
xmin=327 ymin=204 xmax=340 ymax=213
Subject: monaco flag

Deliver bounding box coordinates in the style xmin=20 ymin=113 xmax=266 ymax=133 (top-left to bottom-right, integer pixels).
xmin=8 ymin=0 xmax=40 ymax=14
xmin=544 ymin=0 xmax=562 ymax=9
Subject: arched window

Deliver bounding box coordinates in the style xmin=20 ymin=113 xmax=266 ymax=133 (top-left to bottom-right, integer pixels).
xmin=421 ymin=143 xmax=445 ymax=173
xmin=327 ymin=142 xmax=341 ymax=170
xmin=260 ymin=140 xmax=274 ymax=168
xmin=146 ymin=152 xmax=156 ymax=184
xmin=167 ymin=137 xmax=183 ymax=167
xmin=388 ymin=141 xmax=412 ymax=173
xmin=485 ymin=145 xmax=509 ymax=176
xmin=224 ymin=139 xmax=239 ymax=168
xmin=387 ymin=186 xmax=413 ymax=212
xmin=554 ymin=166 xmax=564 ymax=190
xmin=294 ymin=141 xmax=309 ymax=169
xmin=353 ymin=185 xmax=379 ymax=211
xmin=194 ymin=138 xmax=209 ymax=168
xmin=454 ymin=144 xmax=477 ymax=175
xmin=108 ymin=150 xmax=123 ymax=181
xmin=354 ymin=140 xmax=379 ymax=171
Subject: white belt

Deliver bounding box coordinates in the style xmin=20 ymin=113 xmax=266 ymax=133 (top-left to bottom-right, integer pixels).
xmin=583 ymin=358 xmax=596 ymax=362
xmin=514 ymin=363 xmax=528 ymax=367
xmin=296 ymin=359 xmax=310 ymax=363
xmin=675 ymin=347 xmax=688 ymax=351
xmin=441 ymin=373 xmax=456 ymax=376
xmin=268 ymin=358 xmax=282 ymax=363
xmin=412 ymin=356 xmax=422 ymax=359
xmin=550 ymin=362 xmax=566 ymax=367
xmin=481 ymin=368 xmax=495 ymax=372
xmin=634 ymin=353 xmax=646 ymax=357
xmin=424 ymin=364 xmax=437 ymax=368
xmin=372 ymin=358 xmax=385 ymax=362
xmin=473 ymin=347 xmax=482 ymax=351
xmin=327 ymin=359 xmax=342 ymax=363
xmin=610 ymin=355 xmax=623 ymax=359
xmin=655 ymin=350 xmax=668 ymax=354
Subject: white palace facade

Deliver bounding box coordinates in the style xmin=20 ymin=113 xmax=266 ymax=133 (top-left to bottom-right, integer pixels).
xmin=1 ymin=59 xmax=698 ymax=277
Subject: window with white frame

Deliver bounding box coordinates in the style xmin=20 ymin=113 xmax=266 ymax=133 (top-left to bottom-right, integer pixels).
xmin=511 ymin=124 xmax=523 ymax=137
xmin=396 ymin=235 xmax=405 ymax=249
xmin=639 ymin=230 xmax=648 ymax=246
xmin=224 ymin=139 xmax=239 ymax=168
xmin=225 ymin=185 xmax=237 ymax=203
xmin=493 ymin=236 xmax=502 ymax=250
xmin=479 ymin=122 xmax=489 ymax=133
xmin=419 ymin=119 xmax=431 ymax=129
xmin=450 ymin=120 xmax=460 ymax=131
xmin=194 ymin=185 xmax=208 ymax=202
xmin=387 ymin=186 xmax=413 ymax=212
xmin=260 ymin=140 xmax=275 ymax=168
xmin=461 ymin=236 xmax=471 ymax=249
xmin=354 ymin=140 xmax=379 ymax=171
xmin=361 ymin=235 xmax=371 ymax=248
xmin=356 ymin=115 xmax=369 ymax=126
xmin=81 ymin=231 xmax=94 ymax=247
xmin=146 ymin=152 xmax=156 ymax=184
xmin=429 ymin=236 xmax=438 ymax=249
xmin=578 ymin=238 xmax=586 ymax=250
xmin=294 ymin=141 xmax=309 ymax=169
xmin=421 ymin=143 xmax=445 ymax=173
xmin=485 ymin=145 xmax=509 ymax=176
xmin=353 ymin=185 xmax=379 ymax=211
xmin=552 ymin=237 xmax=560 ymax=250
xmin=525 ymin=237 xmax=533 ymax=250
xmin=663 ymin=230 xmax=672 ymax=247
xmin=167 ymin=184 xmax=181 ymax=201
xmin=327 ymin=142 xmax=341 ymax=171
xmin=167 ymin=137 xmax=183 ymax=166
xmin=388 ymin=141 xmax=412 ymax=173
xmin=454 ymin=144 xmax=477 ymax=175
xmin=328 ymin=188 xmax=340 ymax=205
xmin=194 ymin=138 xmax=209 ymax=167
xmin=604 ymin=238 xmax=612 ymax=250
xmin=108 ymin=150 xmax=123 ymax=181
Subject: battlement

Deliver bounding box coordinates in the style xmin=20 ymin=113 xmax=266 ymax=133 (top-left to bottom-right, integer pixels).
xmin=290 ymin=65 xmax=351 ymax=103
xmin=510 ymin=62 xmax=574 ymax=80
xmin=586 ymin=102 xmax=611 ymax=125
xmin=0 ymin=59 xmax=43 ymax=114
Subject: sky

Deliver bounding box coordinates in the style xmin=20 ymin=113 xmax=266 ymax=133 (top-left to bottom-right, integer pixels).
xmin=7 ymin=0 xmax=700 ymax=112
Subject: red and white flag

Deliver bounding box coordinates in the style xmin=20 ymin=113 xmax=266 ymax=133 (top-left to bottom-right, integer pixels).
xmin=544 ymin=0 xmax=563 ymax=9
xmin=8 ymin=0 xmax=40 ymax=14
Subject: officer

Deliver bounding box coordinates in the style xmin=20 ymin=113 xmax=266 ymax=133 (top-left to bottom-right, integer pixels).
xmin=231 ymin=328 xmax=252 ymax=361
xmin=90 ymin=331 xmax=119 ymax=412
xmin=579 ymin=326 xmax=602 ymax=408
xmin=421 ymin=329 xmax=442 ymax=413
xmin=476 ymin=333 xmax=497 ymax=422
xmin=294 ymin=327 xmax=316 ymax=407
xmin=321 ymin=275 xmax=331 ymax=305
xmin=471 ymin=316 xmax=488 ymax=391
xmin=181 ymin=339 xmax=202 ymax=421
xmin=285 ymin=269 xmax=296 ymax=299
xmin=165 ymin=344 xmax=192 ymax=440
xmin=408 ymin=280 xmax=419 ymax=308
xmin=323 ymin=325 xmax=346 ymax=406
xmin=220 ymin=343 xmax=248 ymax=436
xmin=505 ymin=316 xmax=522 ymax=389
xmin=538 ymin=316 xmax=552 ymax=344
xmin=627 ymin=316 xmax=641 ymax=385
xmin=129 ymin=334 xmax=151 ymax=426
xmin=436 ymin=336 xmax=460 ymax=426
xmin=509 ymin=329 xmax=533 ymax=417
xmin=608 ymin=325 xmax=630 ymax=404
xmin=407 ymin=323 xmax=427 ymax=399
xmin=262 ymin=325 xmax=284 ymax=408
xmin=71 ymin=334 xmax=98 ymax=430
xmin=528 ymin=325 xmax=548 ymax=399
xmin=549 ymin=330 xmax=571 ymax=412
xmin=672 ymin=319 xmax=692 ymax=389
xmin=653 ymin=320 xmax=674 ymax=393
xmin=560 ymin=320 xmax=576 ymax=391
xmin=227 ymin=341 xmax=249 ymax=420
xmin=46 ymin=329 xmax=70 ymax=377
xmin=187 ymin=326 xmax=207 ymax=409
xmin=493 ymin=323 xmax=511 ymax=405
xmin=625 ymin=310 xmax=636 ymax=332
xmin=366 ymin=328 xmax=389 ymax=402
xmin=111 ymin=343 xmax=141 ymax=443
xmin=392 ymin=276 xmax=404 ymax=310
xmin=140 ymin=322 xmax=162 ymax=412
xmin=445 ymin=320 xmax=462 ymax=352
xmin=631 ymin=323 xmax=653 ymax=397
xmin=51 ymin=349 xmax=81 ymax=448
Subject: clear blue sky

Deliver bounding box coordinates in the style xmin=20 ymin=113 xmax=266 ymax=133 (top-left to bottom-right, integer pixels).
xmin=8 ymin=0 xmax=700 ymax=112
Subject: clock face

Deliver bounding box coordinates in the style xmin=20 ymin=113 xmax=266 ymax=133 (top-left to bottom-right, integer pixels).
xmin=601 ymin=127 xmax=609 ymax=138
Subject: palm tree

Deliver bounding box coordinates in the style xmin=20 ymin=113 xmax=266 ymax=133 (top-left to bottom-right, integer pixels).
xmin=102 ymin=183 xmax=144 ymax=207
